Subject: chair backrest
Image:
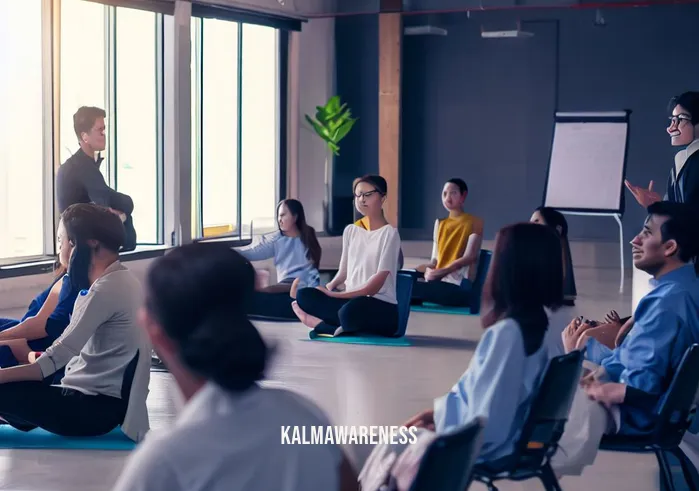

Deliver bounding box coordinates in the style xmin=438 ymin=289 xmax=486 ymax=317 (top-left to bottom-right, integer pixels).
xmin=409 ymin=417 xmax=486 ymax=491
xmin=467 ymin=250 xmax=492 ymax=314
xmin=508 ymin=350 xmax=584 ymax=470
xmin=652 ymin=344 xmax=699 ymax=448
xmin=394 ymin=273 xmax=414 ymax=337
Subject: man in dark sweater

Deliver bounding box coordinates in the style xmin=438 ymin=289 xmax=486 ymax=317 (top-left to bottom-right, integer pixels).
xmin=56 ymin=106 xmax=137 ymax=251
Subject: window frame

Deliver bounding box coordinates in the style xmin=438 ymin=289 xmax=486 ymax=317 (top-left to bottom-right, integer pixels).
xmin=192 ymin=18 xmax=283 ymax=240
xmin=1 ymin=2 xmax=285 ymax=275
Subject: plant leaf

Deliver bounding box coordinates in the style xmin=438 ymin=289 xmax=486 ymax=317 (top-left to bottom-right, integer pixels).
xmin=305 ymin=114 xmax=333 ymax=142
xmin=332 ymin=118 xmax=357 ymax=143
xmin=327 ymin=95 xmax=341 ymax=113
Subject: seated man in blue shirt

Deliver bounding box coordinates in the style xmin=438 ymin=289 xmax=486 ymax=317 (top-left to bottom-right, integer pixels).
xmin=554 ymin=201 xmax=699 ymax=475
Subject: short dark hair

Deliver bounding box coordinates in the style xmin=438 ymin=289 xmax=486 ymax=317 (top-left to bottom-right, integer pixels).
xmin=647 ymin=201 xmax=699 ymax=263
xmin=353 ymin=175 xmax=388 ymax=195
xmin=482 ymin=223 xmax=564 ymax=356
xmin=534 ymin=206 xmax=568 ymax=238
xmin=73 ymin=106 xmax=106 ymax=140
xmin=61 ymin=203 xmax=125 ymax=254
xmin=446 ymin=178 xmax=468 ymax=195
xmin=668 ymin=92 xmax=699 ymax=125
xmin=145 ymin=243 xmax=273 ymax=393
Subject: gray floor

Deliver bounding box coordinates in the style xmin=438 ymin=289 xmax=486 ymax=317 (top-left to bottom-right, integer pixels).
xmin=0 ymin=266 xmax=661 ymax=490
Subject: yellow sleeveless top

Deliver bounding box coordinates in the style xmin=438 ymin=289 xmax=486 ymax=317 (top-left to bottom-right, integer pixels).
xmin=435 ymin=214 xmax=483 ymax=270
xmin=355 ymin=217 xmax=370 ymax=230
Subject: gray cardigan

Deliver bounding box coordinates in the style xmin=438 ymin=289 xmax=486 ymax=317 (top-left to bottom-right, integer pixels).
xmin=36 ymin=261 xmax=151 ymax=442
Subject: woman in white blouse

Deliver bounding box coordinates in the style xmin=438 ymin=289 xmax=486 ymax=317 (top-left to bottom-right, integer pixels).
xmin=292 ymin=175 xmax=402 ymax=337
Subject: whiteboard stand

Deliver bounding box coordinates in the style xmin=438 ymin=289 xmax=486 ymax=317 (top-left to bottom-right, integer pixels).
xmin=560 ymin=211 xmax=624 ymax=293
xmin=542 ymin=111 xmax=631 ymax=296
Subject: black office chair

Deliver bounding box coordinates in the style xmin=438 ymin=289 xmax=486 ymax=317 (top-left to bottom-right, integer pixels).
xmin=408 ymin=417 xmax=485 ymax=491
xmin=472 ymin=350 xmax=584 ymax=491
xmin=600 ymin=344 xmax=699 ymax=491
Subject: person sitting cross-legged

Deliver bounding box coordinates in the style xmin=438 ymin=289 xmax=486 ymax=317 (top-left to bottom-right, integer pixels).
xmin=411 ymin=178 xmax=483 ymax=308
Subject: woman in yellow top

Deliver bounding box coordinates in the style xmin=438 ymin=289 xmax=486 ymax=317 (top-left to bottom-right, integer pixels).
xmin=412 ymin=178 xmax=483 ymax=307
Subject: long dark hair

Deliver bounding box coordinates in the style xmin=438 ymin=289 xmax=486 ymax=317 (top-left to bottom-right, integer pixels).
xmin=481 ymin=223 xmax=564 ymax=356
xmin=145 ymin=242 xmax=273 ymax=393
xmin=278 ymin=199 xmax=322 ymax=269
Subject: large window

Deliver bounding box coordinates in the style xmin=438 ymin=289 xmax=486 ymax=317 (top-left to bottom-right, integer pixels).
xmin=59 ymin=1 xmax=162 ymax=245
xmin=241 ymin=25 xmax=279 ymax=233
xmin=201 ymin=19 xmax=239 ymax=238
xmin=0 ymin=1 xmax=45 ymax=261
xmin=59 ymin=0 xmax=107 ymax=176
xmin=0 ymin=1 xmax=283 ymax=267
xmin=191 ymin=19 xmax=280 ymax=239
xmin=115 ymin=7 xmax=161 ymax=244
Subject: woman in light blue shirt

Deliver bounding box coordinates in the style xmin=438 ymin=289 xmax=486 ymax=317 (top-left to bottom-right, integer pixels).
xmin=237 ymin=199 xmax=322 ymax=320
xmin=400 ymin=223 xmax=564 ymax=464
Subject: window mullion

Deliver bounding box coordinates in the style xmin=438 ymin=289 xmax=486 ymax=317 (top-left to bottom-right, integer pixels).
xmin=236 ymin=23 xmax=243 ymax=238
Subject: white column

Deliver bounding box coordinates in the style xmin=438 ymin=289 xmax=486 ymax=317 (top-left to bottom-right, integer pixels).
xmin=164 ymin=1 xmax=192 ymax=246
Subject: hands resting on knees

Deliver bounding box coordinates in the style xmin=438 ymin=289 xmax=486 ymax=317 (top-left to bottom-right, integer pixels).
xmin=582 ymin=380 xmax=627 ymax=409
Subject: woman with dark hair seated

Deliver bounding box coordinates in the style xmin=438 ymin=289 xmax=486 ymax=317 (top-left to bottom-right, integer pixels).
xmin=236 ymin=199 xmax=322 ymax=319
xmin=0 ymin=220 xmax=80 ymax=366
xmin=361 ymin=222 xmax=564 ymax=487
xmin=292 ymin=175 xmax=401 ymax=337
xmin=0 ymin=204 xmax=150 ymax=440
xmin=112 ymin=243 xmax=357 ymax=491
xmin=531 ymin=206 xmax=577 ymax=306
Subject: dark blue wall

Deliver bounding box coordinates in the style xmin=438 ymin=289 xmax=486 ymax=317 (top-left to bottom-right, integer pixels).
xmin=334 ymin=4 xmax=699 ymax=255
xmin=334 ymin=15 xmax=379 ymax=197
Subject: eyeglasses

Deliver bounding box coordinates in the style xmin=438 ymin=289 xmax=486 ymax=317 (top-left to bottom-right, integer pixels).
xmin=668 ymin=115 xmax=692 ymax=126
xmin=354 ymin=190 xmax=381 ymax=199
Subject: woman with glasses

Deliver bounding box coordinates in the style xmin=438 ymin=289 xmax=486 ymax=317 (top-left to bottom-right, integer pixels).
xmin=625 ymin=91 xmax=699 ymax=208
xmin=291 ymin=175 xmax=401 ymax=337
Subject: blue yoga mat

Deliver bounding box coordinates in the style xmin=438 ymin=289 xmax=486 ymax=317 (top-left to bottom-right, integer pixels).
xmin=249 ymin=315 xmax=298 ymax=323
xmin=410 ymin=303 xmax=475 ymax=316
xmin=307 ymin=330 xmax=411 ymax=346
xmin=0 ymin=425 xmax=136 ymax=450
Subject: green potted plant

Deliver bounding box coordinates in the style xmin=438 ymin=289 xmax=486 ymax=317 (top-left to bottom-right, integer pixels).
xmin=305 ymin=96 xmax=358 ymax=234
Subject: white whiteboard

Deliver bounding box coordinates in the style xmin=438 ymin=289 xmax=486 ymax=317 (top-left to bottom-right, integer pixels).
xmin=544 ymin=113 xmax=629 ymax=212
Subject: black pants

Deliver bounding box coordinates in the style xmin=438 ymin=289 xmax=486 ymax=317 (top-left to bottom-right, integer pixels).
xmin=411 ymin=279 xmax=471 ymax=307
xmin=0 ymin=382 xmax=126 ymax=436
xmin=296 ymin=288 xmax=398 ymax=337
xmin=248 ymin=291 xmax=295 ymax=320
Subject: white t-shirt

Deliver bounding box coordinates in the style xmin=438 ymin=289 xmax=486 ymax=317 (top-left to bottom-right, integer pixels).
xmin=111 ymin=383 xmax=343 ymax=491
xmin=339 ymin=224 xmax=401 ymax=304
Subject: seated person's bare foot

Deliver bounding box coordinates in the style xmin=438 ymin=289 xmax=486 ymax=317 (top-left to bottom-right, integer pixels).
xmin=291 ymin=301 xmax=322 ymax=329
xmin=289 ymin=278 xmax=301 ymax=299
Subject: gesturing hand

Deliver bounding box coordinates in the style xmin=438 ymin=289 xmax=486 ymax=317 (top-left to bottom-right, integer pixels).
xmin=562 ymin=317 xmax=594 ymax=353
xmin=625 ymin=180 xmax=662 ymax=208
